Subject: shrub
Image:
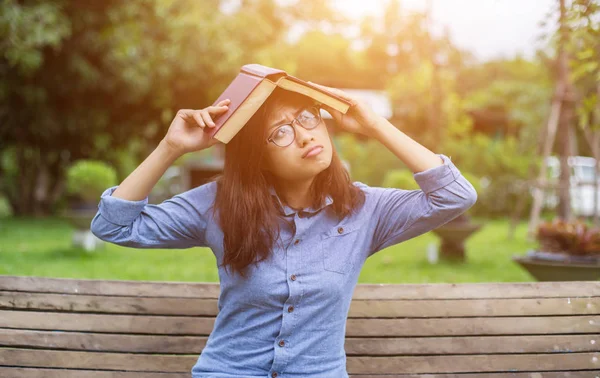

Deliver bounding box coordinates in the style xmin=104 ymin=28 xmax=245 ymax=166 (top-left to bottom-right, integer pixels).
xmin=536 ymin=218 xmax=600 ymax=255
xmin=66 ymin=160 xmax=117 ymax=203
xmin=382 ymin=169 xmax=419 ymax=190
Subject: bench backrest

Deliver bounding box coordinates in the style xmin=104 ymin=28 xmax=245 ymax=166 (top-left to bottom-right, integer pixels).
xmin=1 ymin=275 xmax=599 ymax=377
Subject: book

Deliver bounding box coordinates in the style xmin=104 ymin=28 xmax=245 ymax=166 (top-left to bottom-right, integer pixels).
xmin=205 ymin=63 xmax=353 ymax=144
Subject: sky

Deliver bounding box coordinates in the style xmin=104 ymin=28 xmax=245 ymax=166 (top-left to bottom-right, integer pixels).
xmin=221 ymin=0 xmax=558 ymax=61
xmin=329 ymin=0 xmax=556 ymax=61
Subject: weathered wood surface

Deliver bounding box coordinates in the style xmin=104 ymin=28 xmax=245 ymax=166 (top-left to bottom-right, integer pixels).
xmin=1 ymin=275 xmax=598 ymax=376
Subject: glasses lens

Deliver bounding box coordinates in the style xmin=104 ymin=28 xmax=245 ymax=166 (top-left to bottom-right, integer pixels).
xmin=298 ymin=107 xmax=320 ymax=129
xmin=272 ymin=124 xmax=295 ymax=147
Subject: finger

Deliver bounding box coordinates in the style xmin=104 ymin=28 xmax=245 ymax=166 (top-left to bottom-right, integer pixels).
xmin=191 ymin=111 xmax=206 ymax=128
xmin=177 ymin=109 xmax=197 ymax=125
xmin=206 ymin=104 xmax=229 ymax=115
xmin=215 ymin=99 xmax=231 ymax=106
xmin=200 ymin=110 xmax=215 ymax=127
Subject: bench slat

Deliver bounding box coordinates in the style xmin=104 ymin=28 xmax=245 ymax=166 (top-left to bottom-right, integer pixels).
xmin=345 ymin=316 xmax=600 ymax=336
xmin=0 ymin=329 xmax=598 ymax=355
xmin=2 ymin=291 xmax=598 ymax=317
xmin=2 ymin=275 xmax=599 ymax=299
xmin=2 ymin=348 xmax=598 ymax=373
xmin=2 ymin=310 xmax=598 ymax=336
xmin=0 ymin=276 xmax=220 ymax=298
xmin=347 ymin=353 xmax=600 ymax=374
xmin=1 ymin=368 xmax=598 ymax=378
xmin=0 ymin=369 xmax=186 ymax=378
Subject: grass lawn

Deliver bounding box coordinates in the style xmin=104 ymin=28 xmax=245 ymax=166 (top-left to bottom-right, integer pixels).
xmin=0 ymin=217 xmax=536 ymax=283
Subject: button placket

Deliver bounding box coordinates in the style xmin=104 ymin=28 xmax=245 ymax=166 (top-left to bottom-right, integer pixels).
xmin=272 ymin=221 xmax=305 ymax=375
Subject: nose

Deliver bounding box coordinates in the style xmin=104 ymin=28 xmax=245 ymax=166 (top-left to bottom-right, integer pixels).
xmin=294 ymin=120 xmax=315 ymax=147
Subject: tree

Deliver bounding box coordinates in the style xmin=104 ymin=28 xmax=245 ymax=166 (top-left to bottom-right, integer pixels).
xmin=0 ymin=0 xmax=313 ymax=216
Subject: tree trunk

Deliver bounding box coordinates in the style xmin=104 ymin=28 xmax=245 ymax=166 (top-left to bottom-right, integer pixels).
xmin=556 ymin=0 xmax=573 ymax=221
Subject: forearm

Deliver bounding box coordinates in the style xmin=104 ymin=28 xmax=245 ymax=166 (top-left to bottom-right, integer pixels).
xmin=111 ymin=140 xmax=182 ymax=201
xmin=369 ymin=118 xmax=444 ymax=173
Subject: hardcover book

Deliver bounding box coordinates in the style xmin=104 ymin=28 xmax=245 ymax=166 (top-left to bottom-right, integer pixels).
xmin=205 ymin=63 xmax=352 ymax=144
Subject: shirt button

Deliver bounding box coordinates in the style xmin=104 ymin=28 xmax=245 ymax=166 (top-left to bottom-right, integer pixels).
xmin=338 ymin=227 xmax=344 ymax=234
xmin=278 ymin=340 xmax=285 ymax=347
xmin=272 ymin=373 xmax=278 ymax=378
xmin=288 ymin=305 xmax=294 ymax=313
xmin=294 ymin=239 xmax=300 ymax=245
xmin=290 ymin=274 xmax=296 ymax=281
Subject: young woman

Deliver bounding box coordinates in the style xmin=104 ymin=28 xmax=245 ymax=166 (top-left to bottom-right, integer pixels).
xmin=91 ymin=83 xmax=477 ymax=378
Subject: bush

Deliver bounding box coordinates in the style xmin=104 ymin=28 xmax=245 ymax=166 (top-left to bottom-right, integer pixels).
xmin=382 ymin=169 xmax=419 ymax=190
xmin=383 ymin=167 xmax=482 ymax=194
xmin=537 ymin=218 xmax=600 ymax=255
xmin=66 ymin=160 xmax=117 ymax=203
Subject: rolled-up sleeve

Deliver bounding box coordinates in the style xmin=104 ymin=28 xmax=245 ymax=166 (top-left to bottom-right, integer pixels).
xmin=368 ymin=154 xmax=478 ymax=256
xmin=90 ymin=181 xmax=216 ymax=249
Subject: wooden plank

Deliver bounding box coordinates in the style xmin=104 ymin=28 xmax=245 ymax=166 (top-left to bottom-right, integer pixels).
xmin=353 ymin=375 xmax=600 ymax=378
xmin=1 ymin=329 xmax=598 ymax=355
xmin=0 ymin=348 xmax=194 ymax=372
xmin=346 ymin=353 xmax=600 ymax=374
xmin=345 ymin=334 xmax=600 ymax=355
xmin=2 ymin=348 xmax=599 ymax=373
xmin=349 ymin=297 xmax=600 ymax=317
xmin=0 ymin=311 xmax=215 ymax=335
xmin=0 ymin=275 xmax=220 ymax=298
xmin=0 ymin=292 xmax=219 ymax=316
xmin=345 ymin=316 xmax=600 ymax=337
xmin=2 ymin=310 xmax=599 ymax=336
xmin=0 ymin=369 xmax=187 ymax=378
xmin=0 ymin=329 xmax=207 ymax=353
xmin=352 ymin=281 xmax=600 ymax=300
xmin=2 ymin=275 xmax=599 ymax=299
xmin=2 ymin=291 xmax=599 ymax=317
xmin=1 ymin=369 xmax=597 ymax=378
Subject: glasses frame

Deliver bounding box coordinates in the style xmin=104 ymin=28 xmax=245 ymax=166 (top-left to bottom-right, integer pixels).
xmin=264 ymin=104 xmax=323 ymax=147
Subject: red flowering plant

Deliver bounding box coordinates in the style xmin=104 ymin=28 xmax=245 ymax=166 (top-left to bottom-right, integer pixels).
xmin=536 ymin=219 xmax=600 ymax=256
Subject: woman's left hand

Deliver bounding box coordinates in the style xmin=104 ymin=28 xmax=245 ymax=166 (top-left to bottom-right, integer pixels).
xmin=308 ymin=81 xmax=383 ymax=138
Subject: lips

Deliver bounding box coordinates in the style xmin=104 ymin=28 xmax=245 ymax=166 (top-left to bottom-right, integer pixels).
xmin=302 ymin=145 xmax=324 ymax=158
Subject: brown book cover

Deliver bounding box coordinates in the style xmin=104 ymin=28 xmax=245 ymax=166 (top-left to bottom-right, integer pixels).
xmin=205 ymin=64 xmax=352 ymax=144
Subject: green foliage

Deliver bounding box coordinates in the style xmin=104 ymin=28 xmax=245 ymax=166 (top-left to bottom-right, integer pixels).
xmin=0 ymin=0 xmax=71 ymax=76
xmin=382 ymin=169 xmax=419 ymax=190
xmin=444 ymin=131 xmax=536 ymax=218
xmin=0 ymin=0 xmax=310 ymax=215
xmin=336 ymin=134 xmax=402 ymax=186
xmin=66 ymin=160 xmax=117 ymax=202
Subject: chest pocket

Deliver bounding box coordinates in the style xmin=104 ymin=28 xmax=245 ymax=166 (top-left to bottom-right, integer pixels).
xmin=321 ymin=222 xmax=360 ymax=274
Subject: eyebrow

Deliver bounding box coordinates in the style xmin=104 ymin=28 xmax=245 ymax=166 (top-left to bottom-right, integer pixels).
xmin=268 ymin=107 xmax=307 ymax=131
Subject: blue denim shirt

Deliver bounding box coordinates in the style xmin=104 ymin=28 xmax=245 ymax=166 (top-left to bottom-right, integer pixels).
xmin=90 ymin=154 xmax=477 ymax=378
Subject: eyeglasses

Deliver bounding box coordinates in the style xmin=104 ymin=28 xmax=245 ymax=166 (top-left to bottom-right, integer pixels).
xmin=265 ymin=105 xmax=322 ymax=147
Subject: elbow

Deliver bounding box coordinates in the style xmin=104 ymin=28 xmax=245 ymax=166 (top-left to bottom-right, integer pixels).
xmin=90 ymin=212 xmax=122 ymax=242
xmin=90 ymin=212 xmax=106 ymax=240
xmin=464 ymin=187 xmax=478 ymax=210
xmin=456 ymin=184 xmax=478 ymax=215
xmin=431 ymin=184 xmax=478 ymax=219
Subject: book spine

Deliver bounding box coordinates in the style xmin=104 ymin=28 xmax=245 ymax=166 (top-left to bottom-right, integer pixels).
xmin=205 ymin=72 xmax=262 ymax=138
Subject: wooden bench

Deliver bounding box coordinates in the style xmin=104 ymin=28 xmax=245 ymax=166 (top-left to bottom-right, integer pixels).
xmin=0 ymin=275 xmax=599 ymax=377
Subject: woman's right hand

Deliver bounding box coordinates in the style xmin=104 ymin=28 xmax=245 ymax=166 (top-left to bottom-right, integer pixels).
xmin=161 ymin=99 xmax=230 ymax=156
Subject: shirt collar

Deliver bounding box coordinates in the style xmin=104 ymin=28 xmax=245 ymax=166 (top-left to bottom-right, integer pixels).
xmin=268 ymin=184 xmax=333 ymax=217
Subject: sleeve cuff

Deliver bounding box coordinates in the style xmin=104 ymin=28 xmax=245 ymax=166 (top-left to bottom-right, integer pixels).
xmin=98 ymin=186 xmax=149 ymax=226
xmin=413 ymin=154 xmax=462 ymax=194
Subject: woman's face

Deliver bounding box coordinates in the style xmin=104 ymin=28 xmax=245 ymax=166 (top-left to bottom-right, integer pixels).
xmin=261 ymin=102 xmax=333 ymax=182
